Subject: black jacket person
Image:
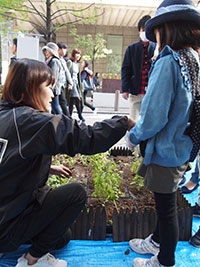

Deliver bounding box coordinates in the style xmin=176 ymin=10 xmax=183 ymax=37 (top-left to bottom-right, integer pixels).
xmin=0 ymin=59 xmax=135 ymax=266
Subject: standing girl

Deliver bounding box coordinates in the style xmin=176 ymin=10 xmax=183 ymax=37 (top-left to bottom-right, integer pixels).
xmin=66 ymin=48 xmax=85 ymax=122
xmin=127 ymin=0 xmax=200 ymax=266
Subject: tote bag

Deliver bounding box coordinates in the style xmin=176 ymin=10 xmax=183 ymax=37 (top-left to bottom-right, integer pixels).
xmin=83 ymin=77 xmax=94 ymax=91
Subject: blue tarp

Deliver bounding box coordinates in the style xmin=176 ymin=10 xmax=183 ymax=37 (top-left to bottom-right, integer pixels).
xmin=0 ymin=163 xmax=200 ymax=267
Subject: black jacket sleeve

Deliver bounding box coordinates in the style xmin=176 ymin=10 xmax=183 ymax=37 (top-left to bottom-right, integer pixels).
xmin=20 ymin=112 xmax=128 ymax=157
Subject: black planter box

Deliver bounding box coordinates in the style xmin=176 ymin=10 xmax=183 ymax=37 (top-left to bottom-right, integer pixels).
xmin=70 ymin=148 xmax=192 ymax=242
xmin=70 ymin=190 xmax=192 ymax=242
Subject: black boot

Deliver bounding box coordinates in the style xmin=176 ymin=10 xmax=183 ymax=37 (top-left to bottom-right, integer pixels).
xmin=189 ymin=228 xmax=200 ymax=247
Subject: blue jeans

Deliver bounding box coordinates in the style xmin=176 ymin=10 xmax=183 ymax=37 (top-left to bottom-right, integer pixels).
xmin=51 ymin=95 xmax=62 ymax=114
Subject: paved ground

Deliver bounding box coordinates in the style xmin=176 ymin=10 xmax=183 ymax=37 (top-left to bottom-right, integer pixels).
xmin=71 ymin=101 xmax=129 ymax=147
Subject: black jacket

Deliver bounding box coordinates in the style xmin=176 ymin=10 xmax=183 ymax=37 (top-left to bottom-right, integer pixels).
xmin=121 ymin=41 xmax=156 ymax=95
xmin=0 ymin=101 xmax=128 ymax=230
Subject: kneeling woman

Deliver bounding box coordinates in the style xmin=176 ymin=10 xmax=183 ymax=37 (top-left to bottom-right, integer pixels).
xmin=0 ymin=59 xmax=134 ymax=266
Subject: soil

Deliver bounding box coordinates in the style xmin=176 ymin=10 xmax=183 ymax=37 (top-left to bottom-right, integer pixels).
xmin=51 ymin=154 xmax=156 ymax=223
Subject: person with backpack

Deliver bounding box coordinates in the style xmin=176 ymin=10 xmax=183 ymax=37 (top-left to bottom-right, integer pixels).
xmin=42 ymin=42 xmax=62 ymax=115
xmin=126 ymin=0 xmax=200 ymax=266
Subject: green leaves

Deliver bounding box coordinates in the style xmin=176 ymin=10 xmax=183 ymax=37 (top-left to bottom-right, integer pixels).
xmin=88 ymin=152 xmax=123 ymax=204
xmin=48 ymin=174 xmax=72 ymax=189
xmin=130 ymin=153 xmax=144 ymax=190
xmin=71 ymin=28 xmax=112 ymax=71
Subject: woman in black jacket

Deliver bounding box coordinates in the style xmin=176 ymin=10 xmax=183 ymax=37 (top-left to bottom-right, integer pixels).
xmin=0 ymin=59 xmax=134 ymax=267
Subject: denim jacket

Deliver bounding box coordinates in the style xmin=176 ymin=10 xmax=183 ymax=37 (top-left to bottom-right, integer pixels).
xmin=129 ymin=45 xmax=194 ymax=167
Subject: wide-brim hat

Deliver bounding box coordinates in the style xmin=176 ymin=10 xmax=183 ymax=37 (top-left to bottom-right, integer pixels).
xmin=42 ymin=42 xmax=59 ymax=58
xmin=146 ymin=0 xmax=200 ymax=42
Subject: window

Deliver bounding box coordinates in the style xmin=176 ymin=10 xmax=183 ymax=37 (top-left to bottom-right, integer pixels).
xmin=106 ymin=35 xmax=123 ymax=74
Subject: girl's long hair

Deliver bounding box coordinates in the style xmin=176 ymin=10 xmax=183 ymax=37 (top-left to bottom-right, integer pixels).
xmin=70 ymin=48 xmax=82 ymax=62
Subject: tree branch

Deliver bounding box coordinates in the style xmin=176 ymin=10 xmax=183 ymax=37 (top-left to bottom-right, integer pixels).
xmin=60 ymin=10 xmax=104 ymax=21
xmin=50 ymin=0 xmax=57 ymax=5
xmin=0 ymin=4 xmax=43 ymax=16
xmin=55 ymin=18 xmax=84 ymax=28
xmin=27 ymin=0 xmax=46 ymax=22
xmin=51 ymin=3 xmax=95 ymax=17
xmin=3 ymin=13 xmax=46 ymax=34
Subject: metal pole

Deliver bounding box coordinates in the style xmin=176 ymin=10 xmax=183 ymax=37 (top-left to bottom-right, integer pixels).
xmin=114 ymin=90 xmax=120 ymax=111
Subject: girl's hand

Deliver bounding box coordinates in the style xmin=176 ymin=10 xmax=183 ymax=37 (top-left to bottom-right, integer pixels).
xmin=127 ymin=117 xmax=136 ymax=131
xmin=49 ymin=165 xmax=72 ymax=177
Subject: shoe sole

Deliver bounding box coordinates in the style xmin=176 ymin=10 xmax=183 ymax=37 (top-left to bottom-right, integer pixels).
xmin=129 ymin=241 xmax=157 ymax=255
xmin=189 ymin=240 xmax=200 ymax=248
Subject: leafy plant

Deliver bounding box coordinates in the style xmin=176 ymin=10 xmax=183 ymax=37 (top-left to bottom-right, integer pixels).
xmin=47 ymin=154 xmax=73 ymax=189
xmin=49 ymin=153 xmax=124 ymax=203
xmin=48 ymin=174 xmax=72 ymax=189
xmin=130 ymin=153 xmax=144 ymax=190
xmin=88 ymin=152 xmax=123 ymax=205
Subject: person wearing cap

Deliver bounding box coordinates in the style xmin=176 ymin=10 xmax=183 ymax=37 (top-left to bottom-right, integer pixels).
xmin=121 ymin=15 xmax=157 ymax=121
xmin=126 ymin=0 xmax=200 ymax=266
xmin=57 ymin=42 xmax=73 ymax=117
xmin=42 ymin=42 xmax=62 ymax=115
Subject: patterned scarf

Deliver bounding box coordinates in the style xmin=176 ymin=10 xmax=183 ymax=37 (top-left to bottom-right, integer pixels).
xmin=179 ymin=49 xmax=200 ymax=161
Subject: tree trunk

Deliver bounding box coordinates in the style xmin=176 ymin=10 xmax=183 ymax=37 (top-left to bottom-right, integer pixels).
xmin=46 ymin=0 xmax=52 ymax=42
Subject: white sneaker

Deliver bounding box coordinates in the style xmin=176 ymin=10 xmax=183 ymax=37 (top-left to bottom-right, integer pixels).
xmin=15 ymin=253 xmax=67 ymax=267
xmin=129 ymin=234 xmax=159 ymax=255
xmin=133 ymin=255 xmax=175 ymax=267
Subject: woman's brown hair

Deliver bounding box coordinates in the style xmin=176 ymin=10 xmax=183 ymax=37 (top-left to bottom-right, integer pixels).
xmin=2 ymin=59 xmax=55 ymax=111
xmin=70 ymin=48 xmax=82 ymax=62
xmin=157 ymin=20 xmax=200 ymax=51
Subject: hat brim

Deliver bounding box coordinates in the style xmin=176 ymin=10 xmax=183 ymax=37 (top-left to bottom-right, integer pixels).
xmin=42 ymin=46 xmax=59 ymax=58
xmin=146 ymin=10 xmax=200 ymax=42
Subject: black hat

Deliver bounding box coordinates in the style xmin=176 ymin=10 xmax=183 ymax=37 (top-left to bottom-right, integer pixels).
xmin=146 ymin=0 xmax=200 ymax=42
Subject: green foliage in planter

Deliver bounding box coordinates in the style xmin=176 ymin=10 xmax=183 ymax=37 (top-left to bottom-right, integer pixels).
xmin=47 ymin=155 xmax=72 ymax=189
xmin=47 ymin=175 xmax=71 ymax=189
xmin=48 ymin=152 xmax=132 ymax=203
xmin=130 ymin=153 xmax=144 ymax=190
xmin=88 ymin=152 xmax=123 ymax=204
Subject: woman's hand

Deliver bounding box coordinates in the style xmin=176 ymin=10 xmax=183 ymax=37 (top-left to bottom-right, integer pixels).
xmin=127 ymin=117 xmax=136 ymax=131
xmin=67 ymin=84 xmax=72 ymax=90
xmin=49 ymin=165 xmax=72 ymax=177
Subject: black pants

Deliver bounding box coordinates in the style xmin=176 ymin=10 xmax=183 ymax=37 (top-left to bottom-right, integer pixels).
xmin=59 ymin=86 xmax=71 ymax=117
xmin=83 ymin=90 xmax=95 ymax=111
xmin=69 ymin=97 xmax=84 ymax=120
xmin=152 ymin=191 xmax=178 ymax=266
xmin=0 ymin=183 xmax=86 ymax=258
